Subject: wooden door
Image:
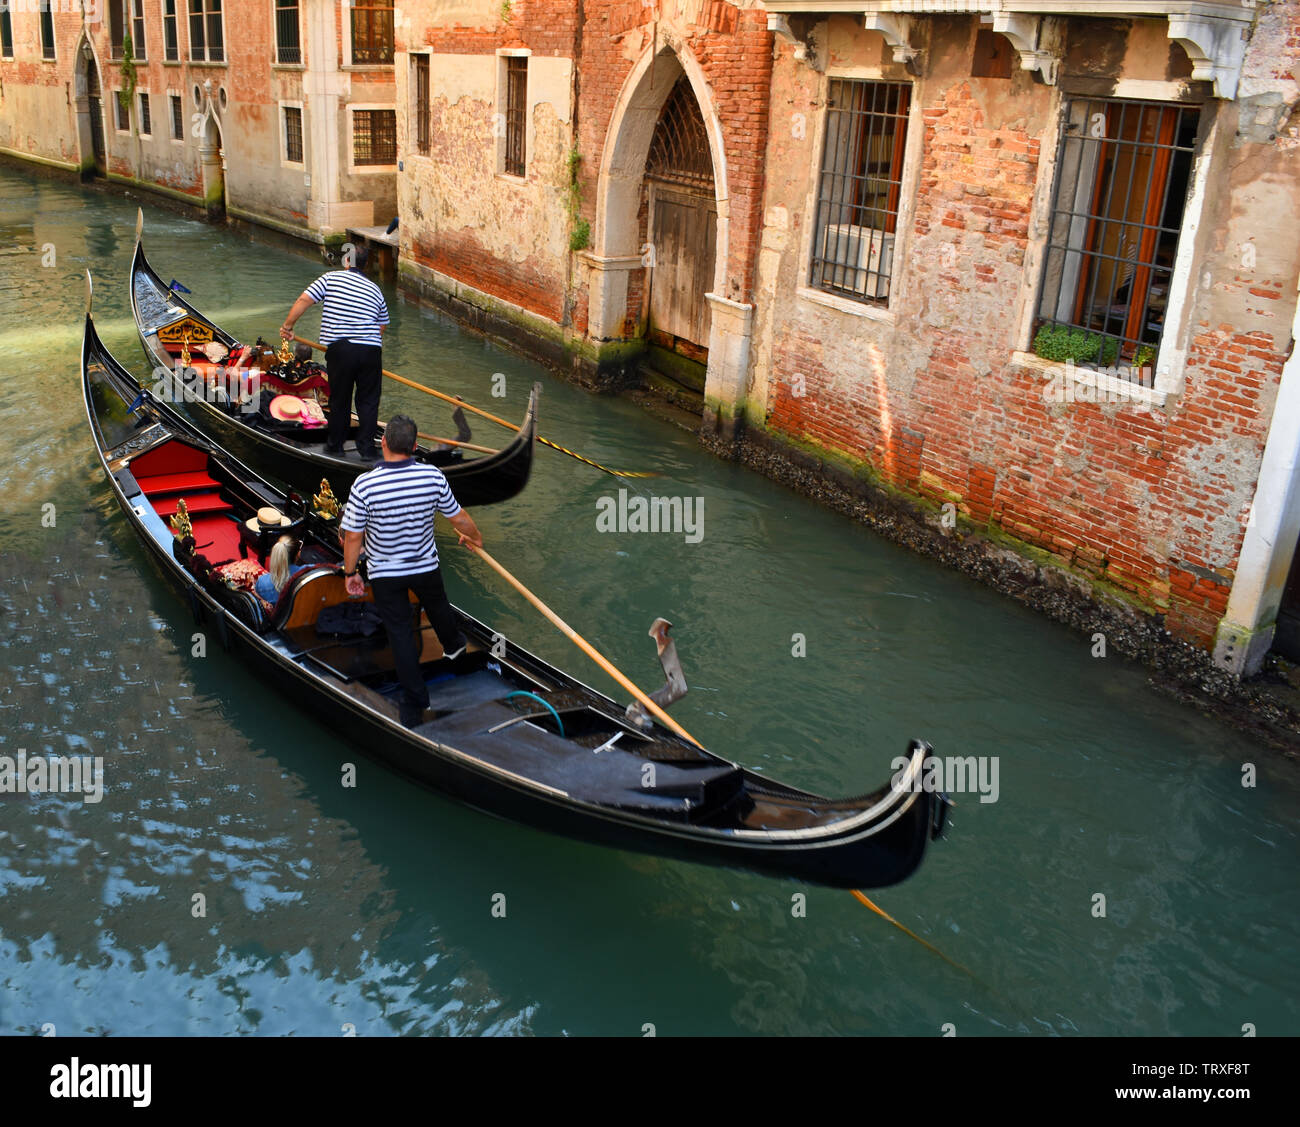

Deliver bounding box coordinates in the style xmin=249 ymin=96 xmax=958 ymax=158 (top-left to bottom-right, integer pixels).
xmin=648 ymin=182 xmax=716 ymax=353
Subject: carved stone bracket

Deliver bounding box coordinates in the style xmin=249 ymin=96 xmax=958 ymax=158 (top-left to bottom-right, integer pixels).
xmin=980 ymin=13 xmax=1062 ymax=86
xmin=862 ymin=13 xmax=923 ymax=77
xmin=767 ymin=13 xmax=815 ymax=67
xmin=1168 ymin=14 xmax=1248 ymax=100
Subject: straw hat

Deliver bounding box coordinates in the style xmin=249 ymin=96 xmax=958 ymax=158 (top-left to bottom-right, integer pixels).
xmin=203 ymin=341 xmax=229 ymax=363
xmin=245 ymin=506 xmax=292 ymax=533
xmin=269 ymin=395 xmax=304 ymax=421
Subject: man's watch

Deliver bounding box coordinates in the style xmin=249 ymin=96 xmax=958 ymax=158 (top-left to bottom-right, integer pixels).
xmin=344 ymin=569 xmax=358 ymax=578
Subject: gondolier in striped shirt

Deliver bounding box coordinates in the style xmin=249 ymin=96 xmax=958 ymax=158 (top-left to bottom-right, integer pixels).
xmin=340 ymin=414 xmax=484 ymax=729
xmin=280 ymin=245 xmax=389 ymax=460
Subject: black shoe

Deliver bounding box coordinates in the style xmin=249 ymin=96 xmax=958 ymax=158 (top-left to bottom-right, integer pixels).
xmin=356 ymin=445 xmax=378 ymax=461
xmin=400 ymin=704 xmax=431 ymax=729
xmin=441 ymin=634 xmax=468 ymax=661
xmin=324 ymin=444 xmax=345 ymax=456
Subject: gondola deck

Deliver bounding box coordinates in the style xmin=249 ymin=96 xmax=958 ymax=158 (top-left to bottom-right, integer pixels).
xmin=86 ymin=297 xmax=945 ymax=888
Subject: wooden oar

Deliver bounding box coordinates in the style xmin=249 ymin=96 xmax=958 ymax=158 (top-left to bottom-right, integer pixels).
xmin=417 ymin=431 xmax=498 ymax=455
xmin=467 ymin=545 xmax=702 ymax=748
xmin=293 ymin=335 xmax=658 ymax=479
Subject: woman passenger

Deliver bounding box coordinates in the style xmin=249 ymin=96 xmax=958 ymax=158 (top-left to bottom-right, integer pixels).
xmin=255 ymin=536 xmax=310 ymax=606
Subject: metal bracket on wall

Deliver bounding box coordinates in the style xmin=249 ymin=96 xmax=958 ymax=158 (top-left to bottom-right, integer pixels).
xmin=862 ymin=13 xmax=924 ymax=77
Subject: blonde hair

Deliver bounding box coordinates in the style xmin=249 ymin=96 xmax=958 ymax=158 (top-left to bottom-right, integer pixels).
xmin=268 ymin=536 xmax=297 ymax=593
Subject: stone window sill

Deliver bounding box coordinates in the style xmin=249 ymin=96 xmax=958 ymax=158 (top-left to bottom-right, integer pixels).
xmin=1010 ymin=350 xmax=1169 ymax=409
xmin=796 ymin=285 xmax=895 ymax=323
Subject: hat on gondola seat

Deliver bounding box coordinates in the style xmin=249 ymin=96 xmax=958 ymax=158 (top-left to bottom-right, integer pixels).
xmin=269 ymin=394 xmax=305 ymax=421
xmin=245 ymin=506 xmax=292 ymax=533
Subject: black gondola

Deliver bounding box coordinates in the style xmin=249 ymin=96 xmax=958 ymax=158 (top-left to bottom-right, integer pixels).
xmin=129 ymin=214 xmax=537 ymax=506
xmin=85 ymin=296 xmax=945 ymax=889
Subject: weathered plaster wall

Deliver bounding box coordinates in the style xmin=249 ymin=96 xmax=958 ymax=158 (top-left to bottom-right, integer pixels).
xmin=753 ymin=11 xmax=1300 ymax=647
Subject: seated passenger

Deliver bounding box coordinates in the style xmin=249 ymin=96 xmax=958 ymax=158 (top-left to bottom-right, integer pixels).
xmin=255 ymin=536 xmax=310 ymax=606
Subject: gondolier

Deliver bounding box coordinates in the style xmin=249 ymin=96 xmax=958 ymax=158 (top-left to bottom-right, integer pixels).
xmin=279 ymin=246 xmax=388 ymax=460
xmin=340 ymin=414 xmax=484 ymax=728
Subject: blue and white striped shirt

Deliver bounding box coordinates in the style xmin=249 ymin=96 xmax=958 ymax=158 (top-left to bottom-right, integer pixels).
xmin=305 ymin=269 xmax=390 ymax=348
xmin=340 ymin=460 xmax=462 ymax=578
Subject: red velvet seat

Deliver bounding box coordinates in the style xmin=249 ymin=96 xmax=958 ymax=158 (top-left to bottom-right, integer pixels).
xmin=136 ymin=470 xmax=221 ymax=497
xmin=152 ymin=494 xmax=231 ymax=518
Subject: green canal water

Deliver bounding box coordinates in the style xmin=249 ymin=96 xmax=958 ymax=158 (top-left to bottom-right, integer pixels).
xmin=0 ymin=163 xmax=1296 ymax=1036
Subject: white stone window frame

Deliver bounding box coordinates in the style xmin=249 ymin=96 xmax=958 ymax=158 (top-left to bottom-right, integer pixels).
xmin=280 ymin=99 xmax=305 ymax=168
xmin=347 ymin=103 xmax=398 ymax=175
xmin=495 ymin=47 xmax=531 ymax=184
xmin=39 ymin=1 xmax=58 ymax=63
xmin=341 ymin=0 xmax=395 ymax=70
xmin=161 ymin=0 xmax=184 ymax=65
xmin=271 ymin=0 xmax=304 ymax=68
xmin=129 ymin=0 xmax=149 ymax=63
xmin=137 ymin=88 xmax=153 ymax=137
xmin=795 ymin=66 xmax=923 ymax=325
xmin=167 ymin=88 xmax=186 ymax=144
xmin=1011 ymin=80 xmax=1221 ymax=409
xmin=187 ymin=0 xmax=227 ymax=66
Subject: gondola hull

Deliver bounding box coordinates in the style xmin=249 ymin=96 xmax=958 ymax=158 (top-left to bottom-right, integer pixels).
xmin=129 ymin=231 xmax=537 ymax=506
xmin=85 ymin=310 xmax=943 ymax=890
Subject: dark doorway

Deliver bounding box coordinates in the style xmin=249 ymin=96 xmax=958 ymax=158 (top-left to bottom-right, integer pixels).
xmin=85 ymin=48 xmax=105 ymax=176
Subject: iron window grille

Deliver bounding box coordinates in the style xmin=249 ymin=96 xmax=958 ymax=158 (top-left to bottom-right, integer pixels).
xmin=40 ymin=1 xmax=55 ymax=60
xmin=809 ymin=79 xmax=911 ymax=304
xmin=351 ymin=4 xmax=394 ymax=65
xmin=504 ymin=56 xmax=527 ymax=177
xmin=1035 ymin=97 xmax=1201 ymax=376
xmin=188 ymin=0 xmax=224 ymax=63
xmin=284 ymin=106 xmax=303 ymax=163
xmin=414 ymin=54 xmax=430 ymax=156
xmin=276 ymin=1 xmax=301 ymax=66
xmin=139 ymin=92 xmax=151 ymax=135
xmin=171 ymin=94 xmax=184 ymax=140
xmin=1 ymin=9 xmax=12 ymax=59
xmin=353 ymin=109 xmax=396 ymax=165
xmin=163 ymin=0 xmax=179 ymax=62
xmin=116 ymin=94 xmax=130 ymax=132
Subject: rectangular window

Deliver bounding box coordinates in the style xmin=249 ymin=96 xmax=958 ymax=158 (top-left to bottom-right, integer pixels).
xmin=132 ymin=0 xmax=147 ymax=61
xmin=139 ymin=92 xmax=151 ymax=135
xmin=40 ymin=1 xmax=56 ymax=60
xmin=413 ymin=54 xmax=430 ymax=156
xmin=503 ymin=56 xmax=527 ymax=177
xmin=164 ymin=0 xmax=179 ymax=61
xmin=1 ymin=9 xmax=13 ymax=60
xmin=189 ymin=0 xmax=223 ymax=63
xmin=276 ymin=0 xmax=301 ymax=65
xmin=171 ymin=93 xmax=184 ymax=140
xmin=284 ymin=105 xmax=303 ymax=163
xmin=1036 ymin=98 xmax=1200 ymax=373
xmin=110 ymin=2 xmax=125 ymax=59
xmin=115 ymin=93 xmax=131 ymax=132
xmin=810 ymin=79 xmax=910 ymax=304
xmin=351 ymin=4 xmax=394 ymax=65
xmin=353 ymin=108 xmax=396 ymax=165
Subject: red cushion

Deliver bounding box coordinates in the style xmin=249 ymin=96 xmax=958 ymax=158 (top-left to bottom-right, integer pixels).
xmin=187 ymin=514 xmax=242 ymax=563
xmin=137 ymin=470 xmax=221 ymax=497
xmin=131 ymin=441 xmax=209 ymax=479
xmin=153 ymin=494 xmax=230 ymax=518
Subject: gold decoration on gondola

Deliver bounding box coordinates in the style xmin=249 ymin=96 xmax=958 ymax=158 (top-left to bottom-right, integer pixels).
xmin=312 ymin=478 xmax=341 ymax=520
xmin=179 ymin=333 xmax=192 ymax=368
xmin=169 ymin=498 xmax=193 ymax=539
xmin=276 ymin=336 xmax=293 ymax=365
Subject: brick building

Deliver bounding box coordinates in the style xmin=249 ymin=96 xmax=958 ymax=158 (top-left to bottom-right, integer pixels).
xmin=393 ymin=0 xmax=1300 ymax=675
xmin=0 ymin=1 xmax=399 ymax=242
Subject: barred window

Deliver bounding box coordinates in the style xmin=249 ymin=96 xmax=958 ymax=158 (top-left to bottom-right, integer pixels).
xmin=40 ymin=1 xmax=56 ymax=60
xmin=351 ymin=4 xmax=394 ymax=65
xmin=171 ymin=94 xmax=184 ymax=140
xmin=353 ymin=109 xmax=396 ymax=165
xmin=138 ymin=92 xmax=151 ymax=136
xmin=1 ymin=9 xmax=13 ymax=60
xmin=1036 ymin=98 xmax=1200 ymax=374
xmin=115 ymin=93 xmax=130 ymax=132
xmin=284 ymin=106 xmax=303 ymax=163
xmin=163 ymin=0 xmax=179 ymax=62
xmin=503 ymin=56 xmax=527 ymax=177
xmin=188 ymin=0 xmax=224 ymax=63
xmin=413 ymin=54 xmax=430 ymax=156
xmin=810 ymin=79 xmax=910 ymax=304
xmin=276 ymin=1 xmax=301 ymax=66
xmin=132 ymin=0 xmax=147 ymax=61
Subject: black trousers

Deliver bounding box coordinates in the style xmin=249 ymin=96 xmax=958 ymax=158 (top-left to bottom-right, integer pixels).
xmin=325 ymin=340 xmax=382 ymax=452
xmin=370 ymin=569 xmax=462 ymax=715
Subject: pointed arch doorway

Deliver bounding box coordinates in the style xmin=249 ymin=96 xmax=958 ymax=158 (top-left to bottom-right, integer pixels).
xmin=76 ymin=39 xmax=106 ymax=178
xmin=643 ymin=75 xmax=717 ymax=398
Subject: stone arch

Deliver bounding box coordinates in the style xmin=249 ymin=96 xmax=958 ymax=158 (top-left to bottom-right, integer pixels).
xmin=197 ymin=90 xmax=227 ymax=218
xmin=73 ymin=33 xmax=106 ymax=177
xmin=588 ymin=39 xmax=730 ymax=342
